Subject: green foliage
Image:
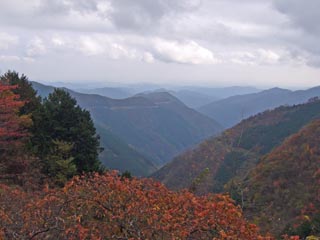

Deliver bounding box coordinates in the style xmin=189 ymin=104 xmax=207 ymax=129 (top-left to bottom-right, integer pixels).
xmin=120 ymin=170 xmax=132 ymax=180
xmin=0 ymin=70 xmax=41 ymax=116
xmin=32 ymin=89 xmax=102 ymax=174
xmin=214 ymin=150 xmax=248 ymax=192
xmin=45 ymin=140 xmax=77 ymax=186
xmin=189 ymin=167 xmax=210 ymax=193
xmin=237 ymin=101 xmax=320 ymax=154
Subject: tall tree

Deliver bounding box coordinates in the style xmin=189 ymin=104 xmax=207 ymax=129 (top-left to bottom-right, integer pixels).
xmin=0 ymin=84 xmax=26 ymax=148
xmin=33 ymin=89 xmax=102 ymax=174
xmin=0 ymin=70 xmax=41 ymax=115
xmin=0 ymin=71 xmax=42 ymax=153
xmin=0 ymin=82 xmax=31 ymax=178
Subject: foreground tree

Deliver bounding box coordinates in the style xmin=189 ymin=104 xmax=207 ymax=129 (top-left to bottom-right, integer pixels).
xmin=0 ymin=82 xmax=32 ymax=182
xmin=0 ymin=171 xmax=274 ymax=239
xmin=33 ymin=89 xmax=102 ymax=174
xmin=0 ymin=70 xmax=41 ymax=116
xmin=44 ymin=140 xmax=77 ymax=187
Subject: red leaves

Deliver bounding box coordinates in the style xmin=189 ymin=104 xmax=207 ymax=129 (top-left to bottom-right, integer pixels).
xmin=0 ymin=83 xmax=30 ymax=149
xmin=0 ymin=171 xmax=274 ymax=239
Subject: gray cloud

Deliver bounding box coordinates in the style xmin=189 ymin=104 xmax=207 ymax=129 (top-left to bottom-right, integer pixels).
xmin=272 ymin=0 xmax=320 ymax=67
xmin=107 ymin=0 xmax=202 ymax=32
xmin=0 ymin=0 xmax=319 ymax=87
xmin=273 ymin=0 xmax=320 ymax=35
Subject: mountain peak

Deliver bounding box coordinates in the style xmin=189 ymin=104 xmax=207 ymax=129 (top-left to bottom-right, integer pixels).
xmin=136 ymin=91 xmax=184 ymax=106
xmin=260 ymin=87 xmax=291 ymax=94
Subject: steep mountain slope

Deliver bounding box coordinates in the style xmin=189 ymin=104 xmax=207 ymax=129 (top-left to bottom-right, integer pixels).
xmin=73 ymin=90 xmax=222 ymax=166
xmin=239 ymin=119 xmax=320 ymax=236
xmin=153 ymin=99 xmax=320 ymax=193
xmin=199 ymin=86 xmax=320 ymax=128
xmin=95 ymin=124 xmax=157 ymax=176
xmin=32 ymin=81 xmax=156 ymax=176
xmin=32 ymin=82 xmax=222 ymax=170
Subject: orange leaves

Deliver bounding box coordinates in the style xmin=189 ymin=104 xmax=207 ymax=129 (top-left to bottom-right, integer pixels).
xmin=0 ymin=171 xmax=273 ymax=239
xmin=0 ymin=82 xmax=30 ymax=160
xmin=282 ymin=235 xmax=300 ymax=240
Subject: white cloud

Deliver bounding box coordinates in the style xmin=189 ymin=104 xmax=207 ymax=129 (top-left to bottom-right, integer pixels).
xmin=153 ymin=39 xmax=219 ymax=64
xmin=0 ymin=55 xmax=20 ymax=62
xmin=142 ymin=52 xmax=154 ymax=63
xmin=76 ymin=35 xmax=142 ymax=60
xmin=230 ymin=49 xmax=286 ymax=65
xmin=52 ymin=37 xmax=65 ymax=47
xmin=0 ymin=32 xmax=18 ymax=50
xmin=78 ymin=36 xmax=104 ymax=56
xmin=26 ymin=37 xmax=47 ymax=57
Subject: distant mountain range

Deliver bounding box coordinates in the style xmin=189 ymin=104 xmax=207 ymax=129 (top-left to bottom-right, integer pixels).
xmin=69 ymin=85 xmax=260 ymax=109
xmin=198 ymin=86 xmax=320 ymax=128
xmin=76 ymin=87 xmax=133 ymax=99
xmin=31 ymin=82 xmax=222 ymax=175
xmin=179 ymin=86 xmax=260 ymax=99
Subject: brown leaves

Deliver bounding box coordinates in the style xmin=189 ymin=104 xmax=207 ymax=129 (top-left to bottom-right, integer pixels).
xmin=0 ymin=171 xmax=273 ymax=239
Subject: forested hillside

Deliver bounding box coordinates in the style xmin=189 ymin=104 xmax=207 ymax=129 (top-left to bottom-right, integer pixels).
xmin=153 ymin=97 xmax=320 ymax=238
xmin=153 ymin=99 xmax=320 ymax=193
xmin=239 ymin=119 xmax=320 ymax=237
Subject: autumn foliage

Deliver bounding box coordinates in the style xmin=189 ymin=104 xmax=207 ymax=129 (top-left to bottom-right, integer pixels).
xmin=0 ymin=81 xmax=33 ymax=183
xmin=0 ymin=83 xmax=30 ymax=148
xmin=0 ymin=171 xmax=274 ymax=240
xmin=241 ymin=119 xmax=320 ymax=237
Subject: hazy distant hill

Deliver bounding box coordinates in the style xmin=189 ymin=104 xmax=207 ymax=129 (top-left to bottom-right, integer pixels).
xmin=170 ymin=90 xmax=219 ymax=108
xmin=73 ymin=90 xmax=222 ymax=166
xmin=75 ymin=85 xmax=260 ymax=109
xmin=198 ymin=86 xmax=320 ymax=128
xmin=137 ymin=86 xmax=259 ymax=109
xmin=153 ymin=99 xmax=320 ymax=193
xmin=180 ymin=86 xmax=260 ymax=99
xmin=76 ymin=87 xmax=133 ymax=99
xmin=169 ymin=86 xmax=260 ymax=109
xmin=32 ymin=82 xmax=222 ymax=171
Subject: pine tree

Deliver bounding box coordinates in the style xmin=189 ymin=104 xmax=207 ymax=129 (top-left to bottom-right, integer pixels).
xmin=33 ymin=89 xmax=102 ymax=174
xmin=45 ymin=140 xmax=77 ymax=187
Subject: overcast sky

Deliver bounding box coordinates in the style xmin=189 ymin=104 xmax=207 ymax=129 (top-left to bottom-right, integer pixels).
xmin=0 ymin=0 xmax=320 ymax=88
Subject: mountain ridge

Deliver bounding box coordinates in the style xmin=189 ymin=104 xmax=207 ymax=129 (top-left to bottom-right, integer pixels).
xmin=198 ymin=86 xmax=320 ymax=128
xmin=153 ymin=99 xmax=320 ymax=193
